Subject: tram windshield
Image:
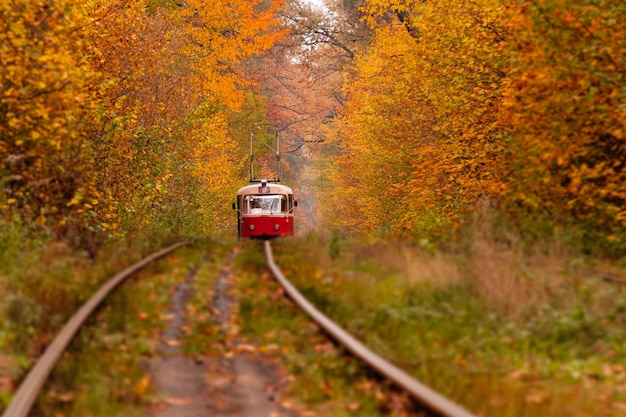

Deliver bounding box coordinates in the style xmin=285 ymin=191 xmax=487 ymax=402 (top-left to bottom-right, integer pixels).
xmin=245 ymin=194 xmax=287 ymax=214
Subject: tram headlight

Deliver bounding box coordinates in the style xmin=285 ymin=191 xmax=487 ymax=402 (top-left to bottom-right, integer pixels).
xmin=274 ymin=224 xmax=280 ymax=231
xmin=249 ymin=225 xmax=255 ymax=231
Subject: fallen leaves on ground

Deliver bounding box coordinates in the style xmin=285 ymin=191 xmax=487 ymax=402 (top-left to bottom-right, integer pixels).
xmin=164 ymin=397 xmax=192 ymax=406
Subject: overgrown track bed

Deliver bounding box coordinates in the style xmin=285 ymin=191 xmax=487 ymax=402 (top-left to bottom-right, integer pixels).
xmin=264 ymin=241 xmax=477 ymax=417
xmin=4 ymin=239 xmax=480 ymax=417
xmin=1 ymin=242 xmax=188 ymax=417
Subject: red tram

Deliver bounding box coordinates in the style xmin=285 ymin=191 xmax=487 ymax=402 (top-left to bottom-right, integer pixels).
xmin=234 ymin=180 xmax=297 ymax=238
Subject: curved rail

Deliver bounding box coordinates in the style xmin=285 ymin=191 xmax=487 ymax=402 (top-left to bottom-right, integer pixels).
xmin=2 ymin=241 xmax=188 ymax=417
xmin=264 ymin=241 xmax=476 ymax=417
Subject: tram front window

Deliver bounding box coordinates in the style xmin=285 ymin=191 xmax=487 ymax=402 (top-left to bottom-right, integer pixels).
xmin=246 ymin=195 xmax=287 ymax=214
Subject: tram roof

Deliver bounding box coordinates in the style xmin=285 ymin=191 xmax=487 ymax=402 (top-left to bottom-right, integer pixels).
xmin=237 ymin=182 xmax=293 ymax=196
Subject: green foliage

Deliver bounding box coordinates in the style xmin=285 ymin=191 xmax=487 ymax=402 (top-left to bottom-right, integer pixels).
xmin=235 ymin=241 xmax=407 ymax=416
xmin=273 ymin=236 xmax=626 ymax=417
xmin=183 ymin=243 xmax=234 ymax=356
xmin=0 ymin=219 xmax=23 ymax=276
xmin=29 ymin=244 xmax=217 ymax=417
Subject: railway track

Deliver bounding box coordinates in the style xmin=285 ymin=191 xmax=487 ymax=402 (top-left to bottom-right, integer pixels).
xmin=264 ymin=241 xmax=476 ymax=417
xmin=2 ymin=240 xmax=476 ymax=417
xmin=1 ymin=242 xmax=189 ymax=417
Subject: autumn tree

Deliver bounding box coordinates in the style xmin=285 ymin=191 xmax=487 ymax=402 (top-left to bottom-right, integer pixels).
xmin=327 ymin=0 xmax=508 ymax=240
xmin=500 ymin=0 xmax=626 ymax=253
xmin=235 ymin=0 xmax=371 ymax=232
xmin=0 ymin=0 xmax=97 ymax=228
xmin=325 ymin=0 xmax=625 ymax=254
xmin=1 ymin=0 xmax=286 ymax=249
xmin=257 ymin=0 xmax=368 ymax=154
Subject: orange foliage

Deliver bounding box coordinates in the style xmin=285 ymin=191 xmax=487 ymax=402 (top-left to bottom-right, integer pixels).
xmin=500 ymin=1 xmax=626 ymax=249
xmin=1 ymin=0 xmax=285 ymax=244
xmin=176 ymin=0 xmax=287 ymax=110
xmin=329 ymin=0 xmax=508 ymax=239
xmin=0 ymin=0 xmax=96 ymax=225
xmin=329 ymin=24 xmax=422 ymax=234
xmin=328 ymin=0 xmax=625 ymax=251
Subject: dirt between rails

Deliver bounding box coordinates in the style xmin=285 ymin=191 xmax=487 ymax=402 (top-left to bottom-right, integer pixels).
xmin=147 ymin=249 xmax=300 ymax=417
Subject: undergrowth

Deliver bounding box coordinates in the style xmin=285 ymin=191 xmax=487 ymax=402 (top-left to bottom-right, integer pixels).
xmin=29 ymin=242 xmax=230 ymax=417
xmin=0 ymin=216 xmax=232 ymax=415
xmin=26 ymin=244 xmax=179 ymax=416
xmin=235 ymin=240 xmax=415 ymax=417
xmin=236 ymin=242 xmax=407 ymax=416
xmin=265 ymin=232 xmax=626 ymax=417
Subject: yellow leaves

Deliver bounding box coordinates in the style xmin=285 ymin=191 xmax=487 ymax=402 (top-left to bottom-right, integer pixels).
xmin=329 ymin=0 xmax=626 ymax=247
xmin=164 ymin=397 xmax=192 ymax=406
xmin=499 ymin=0 xmax=626 ymax=240
xmin=329 ymin=0 xmax=508 ymax=238
xmin=134 ymin=374 xmax=151 ymax=397
xmin=1 ymin=0 xmax=99 ymax=227
xmin=34 ymin=0 xmax=286 ymax=235
xmin=176 ymin=0 xmax=285 ymax=110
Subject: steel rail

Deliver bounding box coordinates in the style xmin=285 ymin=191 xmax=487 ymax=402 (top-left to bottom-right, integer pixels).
xmin=264 ymin=241 xmax=477 ymax=417
xmin=2 ymin=241 xmax=188 ymax=417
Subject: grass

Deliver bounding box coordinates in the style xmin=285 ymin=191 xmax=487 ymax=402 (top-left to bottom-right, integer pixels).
xmin=182 ymin=241 xmax=235 ymax=357
xmin=0 ymin=235 xmax=234 ymax=416
xmin=33 ymin=244 xmax=208 ymax=416
xmin=3 ymin=222 xmax=625 ymax=416
xmin=234 ymin=240 xmax=416 ymax=416
xmin=259 ymin=232 xmax=626 ymax=417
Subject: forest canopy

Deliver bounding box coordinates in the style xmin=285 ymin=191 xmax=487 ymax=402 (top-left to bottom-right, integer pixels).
xmin=325 ymin=0 xmax=625 ymax=255
xmin=0 ymin=0 xmax=284 ymax=251
xmin=1 ymin=0 xmax=624 ymax=257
